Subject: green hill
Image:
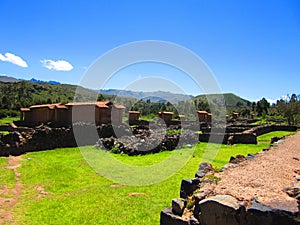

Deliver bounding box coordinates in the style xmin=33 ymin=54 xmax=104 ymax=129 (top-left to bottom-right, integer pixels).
xmin=0 ymin=81 xmax=101 ymax=111
xmin=193 ymin=93 xmax=251 ymax=107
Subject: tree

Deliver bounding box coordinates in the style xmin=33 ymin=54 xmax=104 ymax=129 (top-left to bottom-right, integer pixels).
xmin=97 ymin=94 xmax=104 ymax=101
xmin=256 ymin=98 xmax=270 ymax=117
xmin=277 ymin=94 xmax=300 ymax=125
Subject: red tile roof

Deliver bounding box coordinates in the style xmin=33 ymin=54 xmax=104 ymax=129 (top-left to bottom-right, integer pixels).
xmin=29 ymin=104 xmax=60 ymax=109
xmin=129 ymin=111 xmax=140 ymax=114
xmin=23 ymin=101 xmax=125 ymax=111
xmin=114 ymin=104 xmax=126 ymax=109
xmin=56 ymin=105 xmax=67 ymax=109
xmin=197 ymin=110 xmax=208 ymax=114
xmin=20 ymin=108 xmax=30 ymax=111
xmin=65 ymin=101 xmax=124 ymax=109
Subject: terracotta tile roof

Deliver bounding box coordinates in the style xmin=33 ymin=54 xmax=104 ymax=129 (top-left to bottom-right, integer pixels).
xmin=20 ymin=108 xmax=30 ymax=112
xmin=29 ymin=104 xmax=54 ymax=109
xmin=65 ymin=101 xmax=121 ymax=109
xmin=23 ymin=101 xmax=124 ymax=111
xmin=114 ymin=104 xmax=126 ymax=109
xmin=197 ymin=110 xmax=208 ymax=114
xmin=129 ymin=111 xmax=140 ymax=114
xmin=56 ymin=105 xmax=67 ymax=109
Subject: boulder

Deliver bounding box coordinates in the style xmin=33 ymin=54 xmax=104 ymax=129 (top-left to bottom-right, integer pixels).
xmin=246 ymin=199 xmax=299 ymax=225
xmin=172 ymin=198 xmax=187 ymax=216
xmin=160 ymin=207 xmax=189 ymax=225
xmin=197 ymin=195 xmax=242 ymax=225
xmin=195 ymin=162 xmax=213 ymax=178
xmin=180 ymin=179 xmax=200 ymax=198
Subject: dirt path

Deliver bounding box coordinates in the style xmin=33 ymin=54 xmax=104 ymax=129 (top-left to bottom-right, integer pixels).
xmin=0 ymin=156 xmax=23 ymax=225
xmin=213 ymin=132 xmax=300 ymax=212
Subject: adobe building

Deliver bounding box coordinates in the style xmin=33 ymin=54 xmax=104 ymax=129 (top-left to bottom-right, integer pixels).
xmin=20 ymin=101 xmax=125 ymax=126
xmin=128 ymin=111 xmax=140 ymax=125
xmin=206 ymin=113 xmax=212 ymax=124
xmin=158 ymin=112 xmax=174 ymax=122
xmin=178 ymin=114 xmax=185 ymax=121
xmin=20 ymin=104 xmax=60 ymax=124
xmin=232 ymin=112 xmax=239 ymax=120
xmin=197 ymin=111 xmax=208 ymax=123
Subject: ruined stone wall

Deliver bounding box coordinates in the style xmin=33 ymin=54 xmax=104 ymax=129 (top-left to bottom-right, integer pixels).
xmin=0 ymin=124 xmax=118 ymax=157
xmin=251 ymin=124 xmax=297 ymax=136
xmin=199 ymin=125 xmax=297 ymax=145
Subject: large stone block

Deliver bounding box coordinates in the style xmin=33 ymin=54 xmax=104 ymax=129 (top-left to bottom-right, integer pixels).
xmin=197 ymin=195 xmax=241 ymax=225
xmin=180 ymin=179 xmax=200 ymax=198
xmin=160 ymin=207 xmax=189 ymax=225
xmin=246 ymin=199 xmax=299 ymax=225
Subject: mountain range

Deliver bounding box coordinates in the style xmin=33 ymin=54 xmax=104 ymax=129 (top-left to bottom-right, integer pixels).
xmin=0 ymin=75 xmax=252 ymax=107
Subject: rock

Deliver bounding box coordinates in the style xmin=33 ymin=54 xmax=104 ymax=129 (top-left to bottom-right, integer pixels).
xmin=172 ymin=198 xmax=186 ymax=216
xmin=195 ymin=162 xmax=213 ymax=178
xmin=229 ymin=156 xmax=236 ymax=163
xmin=160 ymin=207 xmax=189 ymax=225
xmin=193 ymin=189 xmax=214 ymax=221
xmin=236 ymin=154 xmax=246 ymax=162
xmin=180 ymin=179 xmax=200 ymax=198
xmin=195 ymin=171 xmax=206 ymax=178
xmin=246 ymin=199 xmax=299 ymax=225
xmin=189 ymin=215 xmax=200 ymax=225
xmin=270 ymin=136 xmax=282 ymax=144
xmin=245 ymin=153 xmax=256 ymax=160
xmin=229 ymin=155 xmax=246 ymax=164
xmin=283 ymin=186 xmax=300 ymax=198
xmin=197 ymin=195 xmax=241 ymax=225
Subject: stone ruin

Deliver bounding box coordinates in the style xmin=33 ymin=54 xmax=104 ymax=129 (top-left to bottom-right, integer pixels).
xmin=160 ymin=135 xmax=300 ymax=225
xmin=0 ymin=107 xmax=297 ymax=156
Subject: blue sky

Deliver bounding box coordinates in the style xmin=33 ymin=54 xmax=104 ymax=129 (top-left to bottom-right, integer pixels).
xmin=0 ymin=0 xmax=299 ymax=102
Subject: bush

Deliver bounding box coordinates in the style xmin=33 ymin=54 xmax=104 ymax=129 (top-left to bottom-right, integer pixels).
xmin=0 ymin=109 xmax=20 ymax=119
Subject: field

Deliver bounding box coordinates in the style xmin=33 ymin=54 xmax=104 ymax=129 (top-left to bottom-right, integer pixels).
xmin=0 ymin=131 xmax=295 ymax=224
xmin=0 ymin=117 xmax=19 ymax=125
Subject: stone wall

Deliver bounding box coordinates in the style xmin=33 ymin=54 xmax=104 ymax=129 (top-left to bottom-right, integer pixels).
xmin=0 ymin=123 xmax=297 ymax=157
xmin=250 ymin=124 xmax=297 ymax=136
xmin=161 ymin=160 xmax=300 ymax=225
xmin=0 ymin=124 xmax=119 ymax=157
xmin=199 ymin=125 xmax=297 ymax=145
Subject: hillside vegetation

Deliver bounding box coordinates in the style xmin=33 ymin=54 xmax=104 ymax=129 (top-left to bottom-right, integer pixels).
xmin=0 ymin=79 xmax=299 ymax=125
xmin=0 ymin=81 xmax=102 ymax=117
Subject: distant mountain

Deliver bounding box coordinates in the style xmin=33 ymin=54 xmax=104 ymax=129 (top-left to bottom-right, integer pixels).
xmin=99 ymin=89 xmax=193 ymax=103
xmin=0 ymin=75 xmax=19 ymax=83
xmin=29 ymin=78 xmax=61 ymax=85
xmin=0 ymin=76 xmax=61 ymax=85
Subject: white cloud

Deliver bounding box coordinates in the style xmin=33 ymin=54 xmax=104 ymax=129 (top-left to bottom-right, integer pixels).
xmin=266 ymin=98 xmax=278 ymax=105
xmin=0 ymin=52 xmax=28 ymax=68
xmin=40 ymin=59 xmax=73 ymax=71
xmin=281 ymin=95 xmax=289 ymax=101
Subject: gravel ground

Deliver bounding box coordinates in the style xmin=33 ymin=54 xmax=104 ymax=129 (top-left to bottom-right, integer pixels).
xmin=213 ymin=132 xmax=300 ymax=212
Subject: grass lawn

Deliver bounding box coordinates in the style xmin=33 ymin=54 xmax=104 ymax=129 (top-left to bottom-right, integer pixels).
xmin=0 ymin=117 xmax=19 ymax=125
xmin=0 ymin=131 xmax=294 ymax=224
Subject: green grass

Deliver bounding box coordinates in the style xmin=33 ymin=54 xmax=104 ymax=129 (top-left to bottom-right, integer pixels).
xmin=0 ymin=157 xmax=16 ymax=190
xmin=0 ymin=116 xmax=19 ymax=125
xmin=2 ymin=131 xmax=294 ymax=224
